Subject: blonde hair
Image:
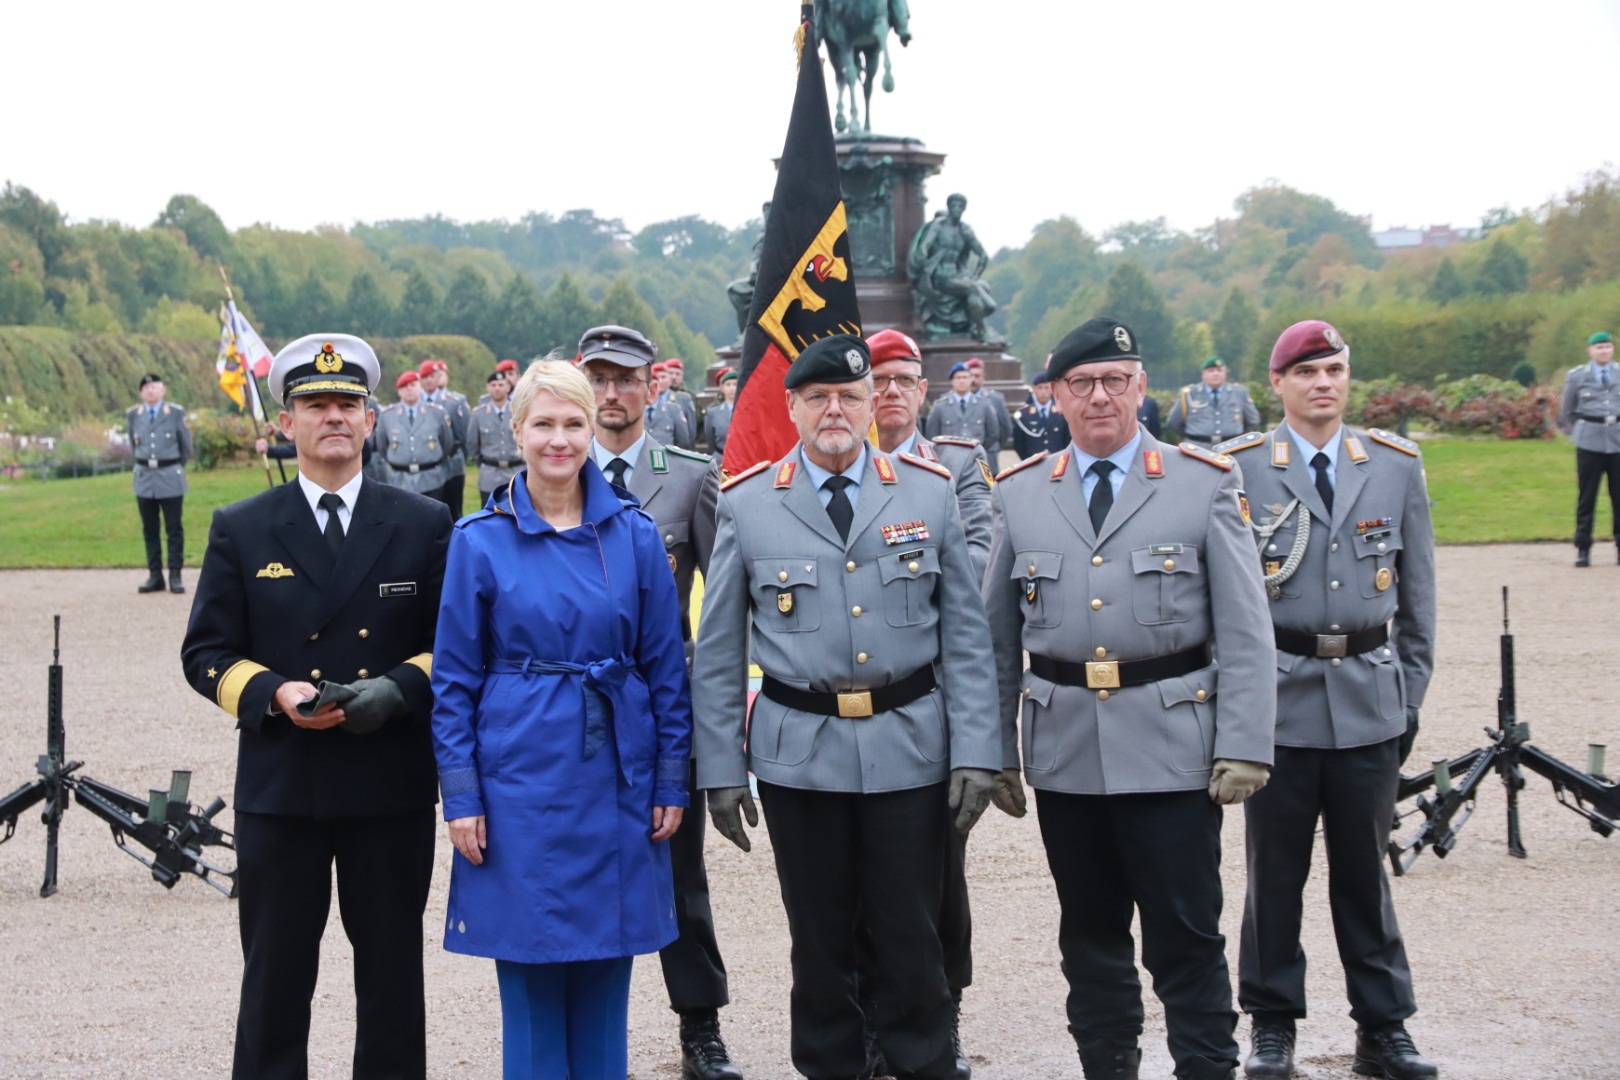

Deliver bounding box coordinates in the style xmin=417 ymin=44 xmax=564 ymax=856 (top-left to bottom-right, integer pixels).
xmin=511 ymin=358 xmax=596 ymax=431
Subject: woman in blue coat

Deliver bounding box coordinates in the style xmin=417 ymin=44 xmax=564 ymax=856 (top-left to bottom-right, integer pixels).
xmin=431 ymin=360 xmax=692 ymax=1080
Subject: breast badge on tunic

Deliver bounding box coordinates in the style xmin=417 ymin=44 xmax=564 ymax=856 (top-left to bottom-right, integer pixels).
xmin=1375 ymin=567 xmax=1393 ymax=592
xmin=777 ymin=591 xmax=794 ymax=614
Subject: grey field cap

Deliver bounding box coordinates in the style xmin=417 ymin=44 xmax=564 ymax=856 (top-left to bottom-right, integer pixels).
xmin=579 ymin=324 xmax=656 ymax=368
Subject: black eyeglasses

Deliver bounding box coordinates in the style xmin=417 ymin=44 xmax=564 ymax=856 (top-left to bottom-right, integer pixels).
xmin=1061 ymin=372 xmax=1136 ymax=397
xmin=586 ymin=374 xmax=648 ymax=393
xmin=872 ymin=374 xmax=922 ymax=392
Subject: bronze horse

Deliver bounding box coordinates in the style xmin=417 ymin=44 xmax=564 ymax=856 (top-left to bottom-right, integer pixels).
xmin=819 ymin=0 xmax=910 ymax=134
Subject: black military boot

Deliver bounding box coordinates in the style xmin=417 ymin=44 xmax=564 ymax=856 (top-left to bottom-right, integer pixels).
xmin=949 ymin=993 xmax=971 ymax=1079
xmin=679 ymin=1009 xmax=744 ymax=1080
xmin=1352 ymin=1023 xmax=1438 ymax=1080
xmin=138 ymin=571 xmax=165 ymax=593
xmin=1078 ymin=1043 xmax=1141 ymax=1080
xmin=169 ymin=568 xmax=186 ymax=594
xmin=1243 ymin=1019 xmax=1295 ymax=1078
xmin=1576 ymin=548 xmax=1591 ymax=567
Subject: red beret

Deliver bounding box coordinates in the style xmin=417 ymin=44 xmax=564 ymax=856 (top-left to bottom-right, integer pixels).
xmin=866 ymin=328 xmax=921 ymax=364
xmin=417 ymin=360 xmax=435 ymax=376
xmin=1270 ymin=320 xmax=1347 ymax=373
xmin=651 ymin=362 xmax=667 ymax=374
xmin=496 ymin=359 xmax=518 ymax=372
xmin=964 ymin=356 xmax=985 ymax=369
xmin=396 ymin=371 xmax=420 ymax=389
xmin=664 ymin=357 xmax=685 ymax=369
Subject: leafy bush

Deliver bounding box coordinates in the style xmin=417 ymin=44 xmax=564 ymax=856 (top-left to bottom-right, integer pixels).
xmin=1510 ymin=360 xmax=1536 ymax=388
xmin=186 ymin=408 xmax=259 ymax=469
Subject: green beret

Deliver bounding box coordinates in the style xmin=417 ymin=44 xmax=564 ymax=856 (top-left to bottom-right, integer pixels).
xmin=1202 ymin=356 xmax=1225 ymax=370
xmin=719 ymin=368 xmax=739 ymax=383
xmin=1590 ymin=331 xmax=1613 ymax=346
xmin=784 ymin=334 xmax=870 ymax=390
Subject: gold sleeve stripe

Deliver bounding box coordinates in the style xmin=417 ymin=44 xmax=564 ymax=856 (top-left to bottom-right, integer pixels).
xmin=216 ymin=660 xmax=270 ymax=717
xmin=404 ymin=653 xmax=433 ymax=678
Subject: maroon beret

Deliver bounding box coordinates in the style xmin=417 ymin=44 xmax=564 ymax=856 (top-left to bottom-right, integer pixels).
xmin=1270 ymin=320 xmax=1347 ymax=373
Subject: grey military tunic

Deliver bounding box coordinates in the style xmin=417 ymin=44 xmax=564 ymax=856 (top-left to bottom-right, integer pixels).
xmin=976 ymin=387 xmax=1013 ymax=457
xmin=427 ymin=389 xmax=472 ymax=479
xmin=908 ymin=433 xmax=993 ymax=582
xmin=691 ymin=445 xmax=1001 ymax=794
xmin=647 ymin=395 xmax=692 ymax=450
xmin=1167 ymin=383 xmax=1261 ymax=445
xmin=1216 ymin=427 xmax=1436 ymax=748
xmin=671 ymin=389 xmax=698 ymax=450
xmin=1558 ymin=364 xmax=1620 ymax=453
xmin=612 ymin=438 xmax=719 ymax=642
xmin=127 ymin=402 xmax=192 ymax=499
xmin=924 ymin=394 xmax=998 ymax=447
xmin=464 ymin=401 xmax=521 ymax=495
xmin=704 ymin=402 xmax=733 ymax=456
xmin=982 ymin=435 xmax=1276 ymax=792
xmin=375 ymin=402 xmax=454 ymax=495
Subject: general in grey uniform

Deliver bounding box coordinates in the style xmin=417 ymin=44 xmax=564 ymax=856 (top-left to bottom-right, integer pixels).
xmin=1557 ymin=330 xmax=1620 ymax=566
xmin=1217 ymin=319 xmax=1438 ymax=1080
xmin=1167 ymin=357 xmax=1261 ymax=446
xmin=984 ymin=317 xmax=1275 ymax=1080
xmin=693 ymin=335 xmax=1000 ymax=1080
xmin=463 ymin=371 xmax=522 ymax=500
xmin=128 ymin=372 xmax=193 ymax=594
xmin=421 ymin=359 xmax=471 ymax=518
xmin=376 ymin=371 xmax=454 ymax=503
xmin=924 ymin=362 xmax=1000 ymax=447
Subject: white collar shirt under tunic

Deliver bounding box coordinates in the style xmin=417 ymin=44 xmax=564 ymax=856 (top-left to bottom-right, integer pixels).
xmin=296 ymin=471 xmax=365 ymax=536
xmin=592 ymin=433 xmax=648 ymax=484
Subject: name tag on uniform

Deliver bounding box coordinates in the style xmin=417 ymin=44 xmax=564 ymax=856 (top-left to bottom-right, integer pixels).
xmin=1150 ymin=544 xmax=1183 ymax=555
xmin=379 ymin=582 xmax=417 ymax=597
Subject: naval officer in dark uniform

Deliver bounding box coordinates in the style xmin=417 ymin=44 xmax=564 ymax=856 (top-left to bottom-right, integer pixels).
xmin=128 ymin=372 xmax=194 ymax=593
xmin=1011 ymin=371 xmax=1072 ymax=459
xmin=1217 ymin=320 xmax=1438 ymax=1080
xmin=181 ymin=333 xmax=452 ymax=1080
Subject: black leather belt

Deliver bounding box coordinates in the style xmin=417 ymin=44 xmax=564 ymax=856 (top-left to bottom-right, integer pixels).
xmin=1274 ymin=624 xmax=1388 ymax=658
xmin=761 ymin=665 xmax=936 ymax=719
xmin=1576 ymin=414 xmax=1618 ymax=425
xmin=1029 ymin=645 xmax=1211 ymax=690
xmin=481 ymin=456 xmax=516 ymax=468
xmin=388 ymin=459 xmax=443 ymax=473
xmin=144 ymin=458 xmax=183 ymax=468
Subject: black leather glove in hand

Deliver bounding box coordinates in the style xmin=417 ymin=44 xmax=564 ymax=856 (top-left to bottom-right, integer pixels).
xmin=341 ymin=677 xmax=406 ymax=735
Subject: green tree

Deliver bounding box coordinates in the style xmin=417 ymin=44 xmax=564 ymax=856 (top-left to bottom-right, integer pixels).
xmin=0 ymin=265 xmax=47 ymax=325
xmin=344 ymin=271 xmax=393 ymax=337
xmin=154 ymin=195 xmax=235 ymax=263
xmin=1476 ymin=237 xmax=1529 ymax=296
xmin=634 ymin=215 xmax=733 ymax=261
xmin=396 ymin=267 xmax=441 ymax=336
xmin=1211 ymin=287 xmax=1259 ymax=375
xmin=143 ymin=296 xmax=218 ymax=340
xmin=291 ymin=269 xmax=335 ymax=328
xmin=58 ymin=281 xmax=124 ymax=332
xmin=1427 ymin=258 xmax=1466 ymax=305
xmin=488 ymin=273 xmax=549 ymax=359
xmin=542 ymin=273 xmax=599 ymax=353
xmin=1101 ymin=261 xmax=1176 ymax=368
xmin=1234 ymin=183 xmax=1380 ymax=266
xmin=0 ymin=182 xmax=68 ymax=274
xmin=597 ymin=275 xmax=660 ymax=334
xmin=441 ymin=266 xmax=493 ymax=340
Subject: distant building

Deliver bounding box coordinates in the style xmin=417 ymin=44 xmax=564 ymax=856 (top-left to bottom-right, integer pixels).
xmin=1371 ymin=223 xmax=1481 ymax=251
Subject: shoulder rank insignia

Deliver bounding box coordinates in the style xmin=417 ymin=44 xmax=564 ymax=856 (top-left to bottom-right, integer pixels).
xmin=874 ymin=456 xmax=899 ymax=484
xmin=1049 ymin=451 xmax=1070 ymax=480
xmin=666 ymin=446 xmax=712 ymax=464
xmin=649 ymin=448 xmax=669 ymax=473
xmin=898 ymin=452 xmax=951 ymax=479
xmin=1271 ymin=438 xmax=1291 ymax=468
xmin=1344 ymin=434 xmax=1369 ymax=463
xmin=978 ymin=459 xmax=996 ymax=487
xmin=1367 ymin=428 xmax=1420 ymax=456
xmin=995 ymin=450 xmax=1049 ymax=482
xmin=720 ymin=459 xmax=772 ymax=491
xmin=1178 ymin=442 xmax=1234 ymax=471
xmin=1143 ymin=449 xmax=1164 ymax=477
xmin=931 ymin=435 xmax=979 ymax=448
xmin=915 ymin=441 xmax=939 ymax=462
xmin=774 ymin=460 xmax=797 ymax=488
xmin=255 ymin=562 xmax=295 ymax=579
xmin=1213 ymin=432 xmax=1264 ymax=454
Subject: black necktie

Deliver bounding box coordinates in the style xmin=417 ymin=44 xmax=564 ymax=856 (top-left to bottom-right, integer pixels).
xmin=1311 ymin=452 xmax=1334 ymax=514
xmin=1210 ymin=388 xmax=1221 ymax=410
xmin=318 ymin=492 xmax=346 ymax=555
xmin=1601 ymin=367 xmax=1611 ymax=388
xmin=1088 ymin=460 xmax=1115 ymax=532
xmin=824 ymin=475 xmax=855 ymax=541
xmin=604 ymin=457 xmax=629 ymax=488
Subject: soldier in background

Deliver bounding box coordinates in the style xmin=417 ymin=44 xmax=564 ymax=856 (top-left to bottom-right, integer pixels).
xmin=1218 ymin=320 xmax=1437 ymax=1080
xmin=376 ymin=371 xmax=454 ymax=506
xmin=925 ymin=362 xmax=999 ymax=447
xmin=664 ymin=358 xmax=700 ymax=450
xmin=1011 ymin=371 xmax=1072 ymax=459
xmin=127 ymin=372 xmax=193 ymax=594
xmin=647 ymin=362 xmax=693 ymax=449
xmin=1166 ymin=357 xmax=1260 ymax=447
xmin=985 ymin=317 xmax=1275 ymax=1080
xmin=1557 ymin=330 xmax=1620 ymax=566
xmin=463 ymin=371 xmax=521 ymax=504
xmin=420 ymin=359 xmax=471 ymax=518
xmin=705 ymin=368 xmax=737 ymax=456
xmin=965 ymin=357 xmax=1012 ymax=461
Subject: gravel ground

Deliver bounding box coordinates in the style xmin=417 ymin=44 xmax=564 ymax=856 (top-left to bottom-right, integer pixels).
xmin=1 ymin=545 xmax=1617 ymax=1079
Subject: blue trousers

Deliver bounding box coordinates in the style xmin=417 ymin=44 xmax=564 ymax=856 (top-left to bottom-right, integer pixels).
xmin=495 ymin=956 xmax=634 ymax=1080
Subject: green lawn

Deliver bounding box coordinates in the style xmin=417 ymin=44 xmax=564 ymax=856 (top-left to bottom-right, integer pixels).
xmin=0 ymin=440 xmax=1606 ymax=567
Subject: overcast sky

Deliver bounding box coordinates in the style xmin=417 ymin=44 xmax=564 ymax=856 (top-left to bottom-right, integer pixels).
xmin=4 ymin=0 xmax=1616 ymax=255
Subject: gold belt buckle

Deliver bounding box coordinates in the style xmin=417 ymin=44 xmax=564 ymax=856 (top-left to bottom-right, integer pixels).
xmin=836 ymin=691 xmax=874 ymax=718
xmin=1084 ymin=661 xmax=1120 ymax=689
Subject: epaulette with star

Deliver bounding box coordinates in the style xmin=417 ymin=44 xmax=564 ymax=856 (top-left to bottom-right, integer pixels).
xmin=720 ymin=459 xmax=772 ymax=491
xmin=898 ymin=452 xmax=951 ymax=479
xmin=1366 ymin=428 xmax=1420 ymax=457
xmin=995 ymin=450 xmax=1049 ymax=482
xmin=666 ymin=446 xmax=712 ymax=463
xmin=1178 ymin=442 xmax=1235 ymax=471
xmin=1212 ymin=432 xmax=1265 ymax=454
xmin=930 ymin=435 xmax=980 ymax=448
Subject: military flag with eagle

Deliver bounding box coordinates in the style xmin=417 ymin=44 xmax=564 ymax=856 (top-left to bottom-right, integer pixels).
xmin=722 ymin=1 xmax=863 ymax=478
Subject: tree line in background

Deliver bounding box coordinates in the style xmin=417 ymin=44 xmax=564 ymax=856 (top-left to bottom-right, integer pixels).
xmin=1 ymin=167 xmax=1618 ymax=425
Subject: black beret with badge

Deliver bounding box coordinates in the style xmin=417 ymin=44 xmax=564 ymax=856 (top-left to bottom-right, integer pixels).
xmin=1047 ymin=316 xmax=1141 ymax=380
xmin=783 ymin=333 xmax=871 ymax=389
xmin=138 ymin=372 xmax=164 ymax=388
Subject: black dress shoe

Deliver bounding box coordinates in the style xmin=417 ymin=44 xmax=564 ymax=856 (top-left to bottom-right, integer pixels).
xmin=949 ymin=997 xmax=970 ymax=1079
xmin=1353 ymin=1024 xmax=1437 ymax=1080
xmin=1576 ymin=549 xmax=1591 ymax=567
xmin=1078 ymin=1044 xmax=1141 ymax=1080
xmin=1244 ymin=1021 xmax=1295 ymax=1078
xmin=168 ymin=570 xmax=186 ymax=594
xmin=679 ymin=1010 xmax=744 ymax=1080
xmin=138 ymin=573 xmax=165 ymax=593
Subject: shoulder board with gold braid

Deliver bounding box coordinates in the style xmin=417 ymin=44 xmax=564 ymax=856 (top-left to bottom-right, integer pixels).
xmin=995 ymin=450 xmax=1049 ymax=482
xmin=719 ymin=459 xmax=772 ymax=491
xmin=1212 ymin=431 xmax=1264 ymax=454
xmin=898 ymin=451 xmax=951 ymax=479
xmin=1366 ymin=428 xmax=1420 ymax=457
xmin=1178 ymin=442 xmax=1234 ymax=471
xmin=930 ymin=435 xmax=980 ymax=448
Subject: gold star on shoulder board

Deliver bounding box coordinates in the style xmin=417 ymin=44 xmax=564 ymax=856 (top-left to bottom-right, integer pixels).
xmin=207 ymin=667 xmax=218 ymax=679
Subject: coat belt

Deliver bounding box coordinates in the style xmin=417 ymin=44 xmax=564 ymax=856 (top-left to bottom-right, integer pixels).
xmin=490 ymin=655 xmax=641 ymax=782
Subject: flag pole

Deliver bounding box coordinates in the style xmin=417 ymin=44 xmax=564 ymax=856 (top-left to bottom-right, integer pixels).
xmin=219 ymin=267 xmax=278 ymax=488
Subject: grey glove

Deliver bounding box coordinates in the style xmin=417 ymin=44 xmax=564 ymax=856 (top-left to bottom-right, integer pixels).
xmin=707 ymin=786 xmax=759 ymax=852
xmin=990 ymin=769 xmax=1028 ymax=818
xmin=1208 ymin=759 xmax=1269 ymax=805
xmin=947 ymin=768 xmax=996 ymax=836
xmin=1398 ymin=706 xmax=1420 ymax=767
xmin=341 ymin=677 xmax=407 ymax=735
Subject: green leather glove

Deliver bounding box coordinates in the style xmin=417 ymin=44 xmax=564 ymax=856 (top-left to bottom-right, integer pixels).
xmin=948 ymin=768 xmax=996 ymax=836
xmin=1208 ymin=759 xmax=1269 ymax=805
xmin=990 ymin=769 xmax=1028 ymax=818
xmin=341 ymin=677 xmax=406 ymax=735
xmin=707 ymin=786 xmax=759 ymax=853
xmin=1398 ymin=706 xmax=1420 ymax=767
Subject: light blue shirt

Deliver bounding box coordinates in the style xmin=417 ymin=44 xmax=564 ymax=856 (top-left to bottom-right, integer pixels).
xmin=1594 ymin=362 xmax=1614 ymax=386
xmin=1071 ymin=430 xmax=1142 ymax=504
xmin=591 ymin=434 xmax=648 ymax=483
xmin=1283 ymin=422 xmax=1345 ymax=489
xmin=799 ymin=446 xmax=868 ymax=510
xmin=892 ymin=430 xmax=922 ymax=458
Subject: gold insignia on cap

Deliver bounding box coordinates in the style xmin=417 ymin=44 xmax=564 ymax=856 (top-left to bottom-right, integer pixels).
xmin=1114 ymin=326 xmax=1132 ymax=352
xmin=314 ymin=343 xmax=344 ymax=374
